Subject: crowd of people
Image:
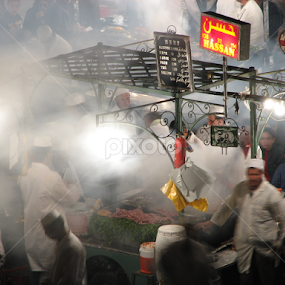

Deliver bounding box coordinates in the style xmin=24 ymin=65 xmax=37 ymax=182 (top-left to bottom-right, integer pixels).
xmin=0 ymin=0 xmax=284 ymax=63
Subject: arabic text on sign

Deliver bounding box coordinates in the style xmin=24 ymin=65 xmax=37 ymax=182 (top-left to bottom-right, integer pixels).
xmin=203 ymin=18 xmax=236 ymax=37
xmin=200 ymin=14 xmax=240 ymax=59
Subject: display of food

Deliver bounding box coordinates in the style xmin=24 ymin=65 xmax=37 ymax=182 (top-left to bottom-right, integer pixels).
xmin=89 ymin=213 xmax=160 ymax=245
xmin=97 ymin=209 xmax=112 ymax=216
xmin=109 ymin=207 xmax=174 ymax=225
xmin=88 ymin=205 xmax=179 ymax=246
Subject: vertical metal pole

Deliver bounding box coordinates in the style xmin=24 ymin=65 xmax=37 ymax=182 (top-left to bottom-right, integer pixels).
xmin=263 ymin=0 xmax=269 ymax=42
xmin=174 ymin=92 xmax=182 ymax=134
xmin=174 ymin=92 xmax=184 ymax=220
xmin=97 ymin=42 xmax=105 ymax=113
xmin=249 ymin=67 xmax=257 ymax=158
xmin=223 ymin=56 xmax=228 ymax=118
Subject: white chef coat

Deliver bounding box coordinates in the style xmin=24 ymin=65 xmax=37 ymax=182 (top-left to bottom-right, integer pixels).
xmin=51 ymin=161 xmax=84 ymax=198
xmin=216 ymin=0 xmax=241 ymax=19
xmin=211 ymin=180 xmax=285 ymax=273
xmin=237 ymin=0 xmax=265 ymax=47
xmin=20 ymin=163 xmax=81 ymax=271
xmin=49 ymin=231 xmax=86 ymax=285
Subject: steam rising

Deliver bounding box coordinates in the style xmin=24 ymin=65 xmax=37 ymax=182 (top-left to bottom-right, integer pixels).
xmin=0 ymin=0 xmax=285 ymax=269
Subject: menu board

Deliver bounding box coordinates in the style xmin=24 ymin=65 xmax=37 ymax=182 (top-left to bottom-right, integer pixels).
xmin=154 ymin=32 xmax=194 ymax=91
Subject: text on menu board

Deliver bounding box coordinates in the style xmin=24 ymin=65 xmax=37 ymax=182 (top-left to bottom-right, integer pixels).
xmin=200 ymin=14 xmax=241 ymax=59
xmin=154 ymin=32 xmax=194 ymax=91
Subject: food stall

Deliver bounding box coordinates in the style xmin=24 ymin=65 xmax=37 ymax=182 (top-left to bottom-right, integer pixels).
xmin=19 ymin=27 xmax=285 ymax=284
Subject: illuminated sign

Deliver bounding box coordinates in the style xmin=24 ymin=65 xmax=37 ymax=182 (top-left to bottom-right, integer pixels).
xmin=200 ymin=12 xmax=250 ymax=61
xmin=279 ymin=32 xmax=285 ymax=54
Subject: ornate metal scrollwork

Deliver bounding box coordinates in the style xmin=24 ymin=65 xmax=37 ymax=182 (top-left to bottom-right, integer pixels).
xmin=273 ymin=71 xmax=285 ymax=93
xmin=135 ymin=43 xmax=154 ymax=53
xmin=257 ymin=70 xmax=285 ymax=98
xmin=106 ymin=88 xmax=115 ymax=99
xmin=238 ymin=126 xmax=249 ymax=148
xmin=167 ymin=25 xmax=177 ymax=34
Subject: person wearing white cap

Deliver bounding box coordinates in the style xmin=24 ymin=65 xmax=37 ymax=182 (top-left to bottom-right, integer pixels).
xmin=112 ymin=88 xmax=131 ymax=111
xmin=196 ymin=158 xmax=285 ymax=285
xmin=19 ymin=136 xmax=81 ymax=285
xmin=41 ymin=210 xmax=86 ymax=285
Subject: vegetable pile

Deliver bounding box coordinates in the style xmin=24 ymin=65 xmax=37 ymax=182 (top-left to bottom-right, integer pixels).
xmin=89 ymin=213 xmax=160 ymax=245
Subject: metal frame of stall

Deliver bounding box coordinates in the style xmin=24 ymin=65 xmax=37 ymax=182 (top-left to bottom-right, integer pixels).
xmin=21 ymin=42 xmax=285 ymax=164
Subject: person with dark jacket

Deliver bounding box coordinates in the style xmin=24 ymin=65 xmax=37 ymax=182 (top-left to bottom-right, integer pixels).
xmin=271 ymin=162 xmax=285 ymax=193
xmin=260 ymin=127 xmax=285 ymax=181
xmin=44 ymin=0 xmax=76 ymax=42
xmin=23 ymin=0 xmax=51 ymax=36
xmin=255 ymin=0 xmax=284 ymax=47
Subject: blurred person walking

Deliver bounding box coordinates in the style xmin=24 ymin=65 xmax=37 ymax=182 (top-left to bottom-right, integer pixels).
xmin=196 ymin=159 xmax=285 ymax=285
xmin=158 ymin=236 xmax=220 ymax=285
xmin=41 ymin=210 xmax=86 ymax=285
xmin=20 ymin=136 xmax=81 ymax=285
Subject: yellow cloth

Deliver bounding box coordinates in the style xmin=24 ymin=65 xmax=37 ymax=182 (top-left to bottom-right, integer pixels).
xmin=161 ymin=179 xmax=209 ymax=212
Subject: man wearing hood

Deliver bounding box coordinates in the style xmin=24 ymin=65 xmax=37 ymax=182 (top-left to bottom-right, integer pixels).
xmin=23 ymin=0 xmax=51 ymax=36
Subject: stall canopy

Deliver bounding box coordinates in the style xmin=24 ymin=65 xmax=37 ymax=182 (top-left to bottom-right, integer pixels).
xmin=21 ymin=42 xmax=285 ymax=157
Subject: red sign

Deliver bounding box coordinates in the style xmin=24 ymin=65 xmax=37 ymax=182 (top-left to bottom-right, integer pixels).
xmin=279 ymin=32 xmax=285 ymax=54
xmin=200 ymin=14 xmax=241 ymax=59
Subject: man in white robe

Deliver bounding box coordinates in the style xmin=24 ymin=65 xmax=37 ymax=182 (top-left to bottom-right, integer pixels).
xmin=20 ymin=136 xmax=81 ymax=284
xmin=196 ymin=159 xmax=285 ymax=285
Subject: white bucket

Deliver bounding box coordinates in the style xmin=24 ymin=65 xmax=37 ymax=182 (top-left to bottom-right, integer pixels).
xmin=139 ymin=242 xmax=155 ymax=274
xmin=155 ymin=225 xmax=187 ymax=281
